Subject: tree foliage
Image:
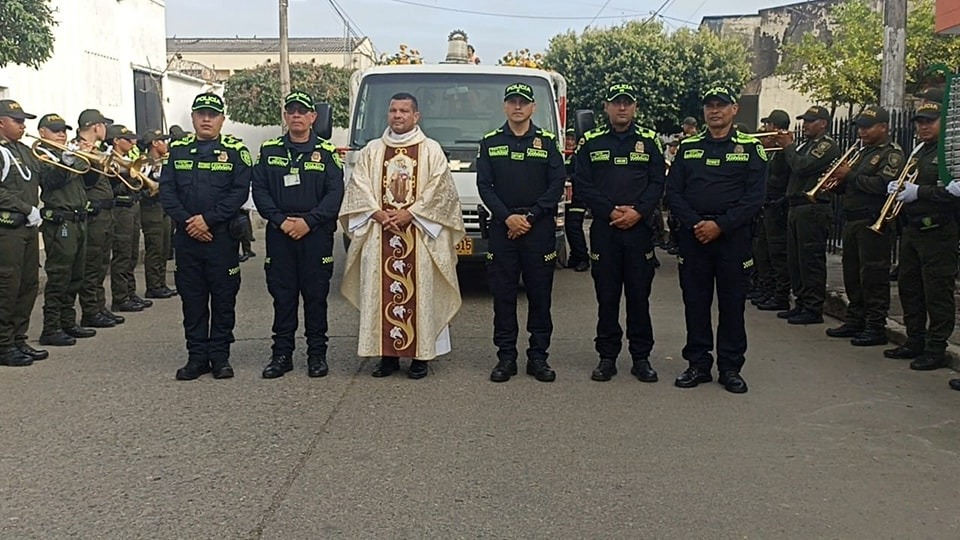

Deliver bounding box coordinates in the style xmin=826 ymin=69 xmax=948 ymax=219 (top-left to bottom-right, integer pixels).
xmin=543 ymin=21 xmax=751 ymax=131
xmin=0 ymin=0 xmax=57 ymax=69
xmin=224 ymin=61 xmax=353 ymax=127
xmin=777 ymin=0 xmax=960 ymax=108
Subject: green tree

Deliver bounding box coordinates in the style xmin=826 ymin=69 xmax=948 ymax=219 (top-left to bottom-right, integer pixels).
xmin=224 ymin=61 xmax=353 ymax=127
xmin=0 ymin=0 xmax=57 ymax=69
xmin=543 ymin=20 xmax=751 ymax=131
xmin=778 ymin=0 xmax=960 ymax=109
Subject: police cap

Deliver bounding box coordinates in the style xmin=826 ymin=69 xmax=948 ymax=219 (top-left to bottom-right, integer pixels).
xmin=192 ymin=93 xmax=225 ymax=114
xmin=284 ymin=90 xmax=316 ymax=112
xmin=605 ymin=83 xmax=637 ymax=102
xmin=912 ymin=101 xmax=942 ymax=121
xmin=38 ymin=113 xmax=72 ymax=131
xmin=701 ymin=85 xmax=737 ymax=104
xmin=78 ymin=109 xmax=113 ymax=127
xmin=504 ymin=83 xmax=535 ymax=103
xmin=855 ymin=105 xmax=890 ymax=128
xmin=796 ymin=105 xmax=831 ymax=122
xmin=0 ymin=99 xmax=37 ymax=120
xmin=760 ymin=110 xmax=790 ymax=129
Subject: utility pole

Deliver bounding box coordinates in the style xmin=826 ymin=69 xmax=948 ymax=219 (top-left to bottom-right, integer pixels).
xmin=279 ymin=0 xmax=291 ymax=123
xmin=880 ymin=0 xmax=907 ymax=112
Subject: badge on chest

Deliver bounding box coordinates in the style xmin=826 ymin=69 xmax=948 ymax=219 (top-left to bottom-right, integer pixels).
xmin=284 ymin=169 xmax=301 ymax=187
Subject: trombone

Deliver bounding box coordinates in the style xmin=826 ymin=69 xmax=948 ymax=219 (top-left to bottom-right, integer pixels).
xmin=804 ymin=143 xmax=863 ymax=203
xmin=868 ymin=156 xmax=920 ymax=234
xmin=24 ymin=134 xmax=92 ymax=176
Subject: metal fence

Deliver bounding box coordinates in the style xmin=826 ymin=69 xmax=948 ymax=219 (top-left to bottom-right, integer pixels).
xmin=817 ymin=110 xmax=916 ymax=254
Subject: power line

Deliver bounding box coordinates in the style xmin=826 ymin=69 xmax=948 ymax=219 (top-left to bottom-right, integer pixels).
xmin=387 ymin=0 xmax=642 ymax=20
xmin=326 ymin=0 xmax=381 ymax=56
xmin=588 ymin=0 xmax=614 ymax=26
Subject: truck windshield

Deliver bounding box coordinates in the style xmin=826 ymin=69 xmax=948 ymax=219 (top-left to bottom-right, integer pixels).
xmin=351 ymin=73 xmax=558 ymax=149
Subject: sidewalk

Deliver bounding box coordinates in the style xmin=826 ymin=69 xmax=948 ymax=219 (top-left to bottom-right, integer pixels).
xmin=823 ymin=252 xmax=960 ymax=369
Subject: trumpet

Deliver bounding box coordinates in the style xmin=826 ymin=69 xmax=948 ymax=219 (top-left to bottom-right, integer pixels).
xmin=804 ymin=143 xmax=863 ymax=203
xmin=868 ymin=156 xmax=920 ymax=234
xmin=110 ymin=152 xmax=148 ymax=192
xmin=24 ymin=134 xmax=92 ymax=175
xmin=746 ymin=131 xmax=787 ymax=153
xmin=69 ymin=144 xmax=121 ymax=179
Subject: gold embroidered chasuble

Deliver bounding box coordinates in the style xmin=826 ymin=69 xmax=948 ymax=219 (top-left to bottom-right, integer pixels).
xmin=340 ymin=129 xmax=465 ymax=360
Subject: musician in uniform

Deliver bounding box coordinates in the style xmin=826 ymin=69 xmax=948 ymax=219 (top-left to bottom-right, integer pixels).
xmin=35 ymin=114 xmax=97 ymax=347
xmin=563 ymin=127 xmax=589 ymax=272
xmin=822 ymin=106 xmax=903 ymax=347
xmin=883 ymin=102 xmax=957 ymax=371
xmin=771 ymin=106 xmax=841 ymax=325
xmin=139 ymin=129 xmax=177 ymax=299
xmin=755 ymin=110 xmax=792 ymax=312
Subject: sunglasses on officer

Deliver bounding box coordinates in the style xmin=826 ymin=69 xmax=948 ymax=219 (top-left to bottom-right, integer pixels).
xmin=284 ymin=103 xmax=313 ymax=115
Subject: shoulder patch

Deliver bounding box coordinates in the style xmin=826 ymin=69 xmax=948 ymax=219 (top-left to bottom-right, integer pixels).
xmin=733 ymin=133 xmax=761 ymax=145
xmin=262 ymin=137 xmax=283 ymax=147
xmin=810 ymin=140 xmax=833 ymax=158
xmin=888 ymin=152 xmax=902 ymax=168
xmin=537 ymin=128 xmax=556 ymax=139
xmin=240 ymin=148 xmax=253 ymax=167
xmin=170 ymin=134 xmax=195 ymax=148
xmin=679 ymin=134 xmax=704 ymax=145
xmin=584 ymin=127 xmax=609 ymax=141
xmin=318 ymin=139 xmax=338 ymax=152
xmin=482 ymin=128 xmax=503 ymax=139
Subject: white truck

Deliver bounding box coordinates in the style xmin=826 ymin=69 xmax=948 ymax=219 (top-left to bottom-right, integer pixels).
xmin=339 ymin=62 xmax=570 ymax=263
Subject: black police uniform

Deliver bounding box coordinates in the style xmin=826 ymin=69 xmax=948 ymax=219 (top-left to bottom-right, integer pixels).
xmin=252 ymin=132 xmax=344 ymax=371
xmin=563 ymin=147 xmax=589 ymax=269
xmin=666 ymin=129 xmax=767 ymax=382
xmin=159 ymin=130 xmax=252 ymax=378
xmin=575 ymin=122 xmax=665 ymax=375
xmin=477 ymin=122 xmax=565 ymax=379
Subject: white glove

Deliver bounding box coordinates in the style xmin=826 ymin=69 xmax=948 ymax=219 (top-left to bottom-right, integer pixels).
xmin=61 ymin=151 xmax=77 ymax=166
xmin=896 ymin=182 xmax=919 ymax=203
xmin=947 ymin=179 xmax=960 ymax=198
xmin=26 ymin=206 xmax=42 ymax=227
xmin=887 ymin=180 xmax=900 ymax=194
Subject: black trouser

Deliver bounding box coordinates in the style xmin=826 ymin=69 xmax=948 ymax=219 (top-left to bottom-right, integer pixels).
xmin=898 ymin=222 xmax=958 ymax=355
xmin=0 ymin=225 xmax=39 ymax=349
xmin=265 ymin=226 xmax=334 ymax=358
xmin=589 ymin=220 xmax=657 ymax=361
xmin=41 ymin=217 xmax=86 ymax=333
xmin=763 ymin=203 xmax=790 ymax=301
xmin=173 ymin=227 xmax=241 ymax=366
xmin=677 ymin=225 xmax=752 ymax=373
xmin=486 ymin=218 xmax=556 ymax=363
xmin=841 ymin=217 xmax=892 ymax=331
xmin=787 ymin=203 xmax=832 ymax=314
xmin=564 ymin=203 xmax=588 ymax=265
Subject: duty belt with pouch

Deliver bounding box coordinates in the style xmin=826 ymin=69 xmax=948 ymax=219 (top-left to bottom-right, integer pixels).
xmin=0 ymin=210 xmax=27 ymax=228
xmin=42 ymin=208 xmax=87 ymax=223
xmin=114 ymin=194 xmax=140 ymax=208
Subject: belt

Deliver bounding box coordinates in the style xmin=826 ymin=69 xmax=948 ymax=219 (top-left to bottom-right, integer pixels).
xmin=788 ymin=198 xmax=830 ymax=207
xmin=42 ymin=208 xmax=87 ymax=223
xmin=509 ymin=207 xmax=532 ymax=214
xmin=115 ymin=194 xmax=140 ymax=207
xmin=93 ymin=199 xmax=115 ymax=210
xmin=699 ymin=213 xmax=721 ymax=220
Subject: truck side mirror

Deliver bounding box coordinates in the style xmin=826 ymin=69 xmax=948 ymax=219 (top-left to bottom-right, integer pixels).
xmin=314 ymin=103 xmax=333 ymax=140
xmin=574 ymin=109 xmax=596 ymax=139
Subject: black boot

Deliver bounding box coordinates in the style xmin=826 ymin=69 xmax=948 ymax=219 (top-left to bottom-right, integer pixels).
xmin=630 ymin=358 xmax=658 ymax=382
xmin=591 ymin=358 xmax=617 ymax=382
xmin=81 ymin=312 xmax=116 ymax=328
xmin=15 ymin=343 xmax=48 ymax=361
xmin=307 ymin=355 xmax=329 ymax=378
xmin=0 ymin=346 xmax=32 ymax=367
xmin=38 ymin=330 xmax=76 ymax=347
xmin=372 ymin=356 xmax=400 ymax=377
xmin=850 ymin=329 xmax=888 ymax=347
xmin=489 ymin=358 xmax=518 ymax=382
xmin=408 ymin=360 xmax=429 ymax=379
xmin=211 ymin=359 xmax=235 ymax=379
xmin=262 ymin=355 xmax=293 ymax=379
xmin=910 ymin=354 xmax=948 ymax=371
xmin=826 ymin=323 xmax=863 ymax=338
xmin=62 ymin=324 xmax=96 ymax=339
xmin=526 ymin=357 xmax=556 ymax=382
xmin=175 ymin=360 xmax=211 ymax=381
xmin=883 ymin=344 xmax=923 ymax=359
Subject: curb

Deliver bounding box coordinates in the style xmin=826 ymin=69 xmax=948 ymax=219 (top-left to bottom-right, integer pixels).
xmin=824 ymin=289 xmax=960 ymax=371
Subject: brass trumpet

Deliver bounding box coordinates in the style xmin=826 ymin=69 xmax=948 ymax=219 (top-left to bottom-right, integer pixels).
xmin=110 ymin=152 xmax=149 ymax=192
xmin=868 ymin=156 xmax=920 ymax=234
xmin=804 ymin=143 xmax=863 ymax=203
xmin=746 ymin=131 xmax=786 ymax=153
xmin=24 ymin=134 xmax=92 ymax=175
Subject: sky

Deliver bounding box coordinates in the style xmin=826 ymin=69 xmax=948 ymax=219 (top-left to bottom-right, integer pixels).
xmin=165 ymin=0 xmax=782 ymax=62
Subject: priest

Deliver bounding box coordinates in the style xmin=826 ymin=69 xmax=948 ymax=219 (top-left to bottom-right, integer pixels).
xmin=340 ymin=92 xmax=465 ymax=379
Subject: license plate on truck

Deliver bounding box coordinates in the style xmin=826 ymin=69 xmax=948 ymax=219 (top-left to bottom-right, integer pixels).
xmin=455 ymin=238 xmax=473 ymax=255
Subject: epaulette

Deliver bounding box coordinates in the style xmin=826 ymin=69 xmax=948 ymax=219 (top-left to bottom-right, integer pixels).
xmin=482 ymin=128 xmax=503 ymax=139
xmin=220 ymin=134 xmax=246 ymax=150
xmin=679 ymin=134 xmax=704 ymax=144
xmin=261 ymin=137 xmax=283 ymax=147
xmin=635 ymin=126 xmax=657 ymax=139
xmin=170 ymin=134 xmax=195 ymax=147
xmin=317 ymin=139 xmax=338 ymax=152
xmin=536 ymin=128 xmax=556 ymax=139
xmin=583 ymin=127 xmax=609 ymax=141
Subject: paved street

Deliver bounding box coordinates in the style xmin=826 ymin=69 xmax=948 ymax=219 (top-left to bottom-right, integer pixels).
xmin=2 ymin=233 xmax=960 ymax=539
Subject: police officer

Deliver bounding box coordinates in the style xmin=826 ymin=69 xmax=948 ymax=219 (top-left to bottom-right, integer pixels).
xmin=252 ymin=91 xmax=344 ymax=379
xmin=755 ymin=110 xmax=792 ymax=312
xmin=575 ymin=83 xmax=665 ymax=382
xmin=477 ymin=82 xmax=566 ymax=383
xmin=822 ymin=106 xmax=903 ymax=346
xmin=106 ymin=124 xmax=151 ymax=312
xmin=563 ymin=127 xmax=589 ymax=271
xmin=75 ymin=109 xmax=124 ymax=329
xmin=36 ymin=113 xmax=97 ymax=347
xmin=771 ymin=106 xmax=841 ymax=325
xmin=884 ymin=102 xmax=957 ymax=371
xmin=160 ymin=92 xmax=252 ymax=380
xmin=665 ymin=85 xmax=767 ymax=394
xmin=0 ymin=99 xmax=51 ymax=365
xmin=139 ymin=129 xmax=177 ymax=299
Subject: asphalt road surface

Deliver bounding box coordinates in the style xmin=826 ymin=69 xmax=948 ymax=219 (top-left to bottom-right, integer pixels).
xmin=2 ymin=239 xmax=959 ymax=539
